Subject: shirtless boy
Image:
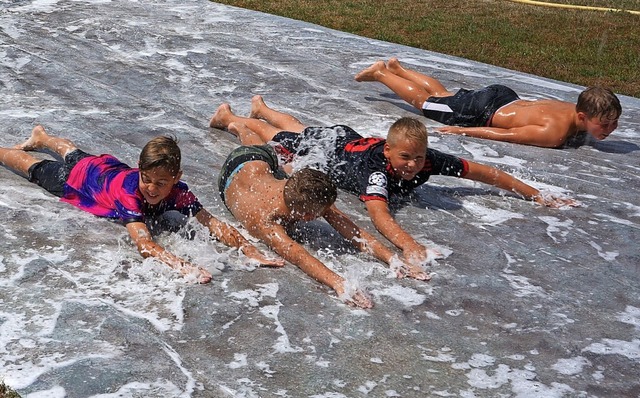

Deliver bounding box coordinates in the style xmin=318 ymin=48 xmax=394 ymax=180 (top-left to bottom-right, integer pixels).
xmin=210 ymin=96 xmax=575 ymax=265
xmin=218 ymin=125 xmax=431 ymax=308
xmin=355 ymin=57 xmax=622 ymax=148
xmin=0 ymin=125 xmax=281 ymax=283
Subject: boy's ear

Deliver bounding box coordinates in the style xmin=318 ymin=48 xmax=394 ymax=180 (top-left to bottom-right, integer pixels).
xmin=576 ymin=111 xmax=588 ymax=123
xmin=383 ymin=142 xmax=391 ymax=158
xmin=174 ymin=170 xmax=183 ymax=183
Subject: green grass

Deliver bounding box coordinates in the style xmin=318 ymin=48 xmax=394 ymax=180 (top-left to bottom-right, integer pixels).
xmin=213 ymin=0 xmax=640 ymax=97
xmin=0 ymin=381 xmax=22 ymax=398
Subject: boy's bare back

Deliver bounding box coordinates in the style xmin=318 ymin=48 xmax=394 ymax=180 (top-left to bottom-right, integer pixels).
xmin=224 ymin=161 xmax=286 ymax=235
xmin=492 ymin=100 xmax=577 ymax=135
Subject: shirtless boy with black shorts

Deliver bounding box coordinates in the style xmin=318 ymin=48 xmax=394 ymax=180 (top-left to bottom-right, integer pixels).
xmin=355 ymin=58 xmax=621 ymax=148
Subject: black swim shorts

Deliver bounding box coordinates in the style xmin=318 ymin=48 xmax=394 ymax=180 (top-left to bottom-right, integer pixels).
xmin=27 ymin=149 xmax=93 ymax=197
xmin=422 ymin=84 xmax=520 ymax=127
xmin=217 ymin=145 xmax=287 ymax=206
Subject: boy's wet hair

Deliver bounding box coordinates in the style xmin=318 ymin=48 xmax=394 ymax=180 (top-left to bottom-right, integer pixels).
xmin=139 ymin=135 xmax=181 ymax=175
xmin=576 ymin=86 xmax=622 ymax=121
xmin=387 ymin=117 xmax=429 ymax=147
xmin=283 ymin=168 xmax=337 ymax=216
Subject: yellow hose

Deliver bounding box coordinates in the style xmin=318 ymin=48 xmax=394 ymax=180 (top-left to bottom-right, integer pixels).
xmin=506 ymin=0 xmax=640 ymax=15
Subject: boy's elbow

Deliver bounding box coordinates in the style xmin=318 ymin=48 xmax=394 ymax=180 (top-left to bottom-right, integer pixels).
xmin=531 ymin=133 xmax=566 ymax=148
xmin=538 ymin=139 xmax=564 ymax=148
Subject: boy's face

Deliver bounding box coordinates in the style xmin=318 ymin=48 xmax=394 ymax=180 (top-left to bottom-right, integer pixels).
xmin=138 ymin=166 xmax=182 ymax=205
xmin=383 ymin=138 xmax=427 ymax=180
xmin=289 ymin=203 xmax=330 ymax=223
xmin=583 ymin=114 xmax=618 ymax=140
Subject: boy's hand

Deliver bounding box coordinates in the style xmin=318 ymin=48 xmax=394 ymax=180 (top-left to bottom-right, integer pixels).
xmin=391 ymin=256 xmax=432 ymax=281
xmin=180 ymin=263 xmax=213 ymax=284
xmin=533 ymin=193 xmax=580 ymax=208
xmin=403 ymin=244 xmax=428 ymax=264
xmin=397 ymin=262 xmax=432 ymax=281
xmin=403 ymin=244 xmax=441 ymax=266
xmin=241 ymin=244 xmax=285 ymax=267
xmin=336 ymin=282 xmax=374 ymax=309
xmin=347 ymin=290 xmax=374 ymax=309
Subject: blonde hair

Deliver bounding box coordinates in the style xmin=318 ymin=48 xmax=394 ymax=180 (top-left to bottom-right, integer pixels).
xmin=139 ymin=135 xmax=181 ymax=176
xmin=386 ymin=117 xmax=428 ymax=147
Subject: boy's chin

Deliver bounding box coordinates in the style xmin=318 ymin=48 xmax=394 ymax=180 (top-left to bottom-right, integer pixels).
xmin=144 ymin=196 xmax=163 ymax=205
xmin=402 ymin=173 xmax=418 ymax=180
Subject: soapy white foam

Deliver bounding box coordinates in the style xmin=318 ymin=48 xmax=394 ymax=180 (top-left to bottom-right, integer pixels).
xmin=0 ymin=20 xmax=24 ymax=39
xmin=0 ymin=51 xmax=31 ymax=70
xmin=538 ymin=216 xmax=574 ymax=244
xmin=421 ymin=349 xmax=457 ymax=363
xmin=501 ymin=274 xmax=548 ymax=298
xmin=4 ymin=353 xmax=116 ymax=390
xmin=87 ymin=381 xmax=186 ymax=398
xmin=372 ymin=285 xmax=427 ymax=307
xmin=22 ymin=385 xmax=66 ymax=398
xmin=465 ymin=364 xmax=575 ymax=397
xmin=504 ymin=76 xmax=578 ymax=93
xmin=594 ymin=212 xmax=638 ymax=228
xmin=310 ymin=393 xmax=349 ymax=398
xmin=228 ymin=352 xmax=248 ymax=369
xmin=462 ymin=202 xmax=525 ymax=228
xmin=588 ymin=241 xmax=619 ymax=262
xmin=460 ymin=142 xmax=528 ymax=168
xmin=617 ymin=306 xmax=640 ymax=330
xmin=231 ymin=283 xmax=303 ymax=354
xmin=357 ymin=380 xmax=378 ymax=394
xmin=551 ymin=356 xmax=591 ymax=376
xmin=260 ymin=303 xmax=304 ymax=354
xmin=582 ymin=338 xmax=640 ymax=360
xmin=9 ymin=0 xmax=60 ymax=13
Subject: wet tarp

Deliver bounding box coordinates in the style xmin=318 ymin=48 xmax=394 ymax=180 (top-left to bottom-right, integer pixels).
xmin=1 ymin=1 xmax=639 ymax=397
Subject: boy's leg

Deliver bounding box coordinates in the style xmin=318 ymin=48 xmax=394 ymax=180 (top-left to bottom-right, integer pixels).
xmin=249 ymin=95 xmax=307 ymax=133
xmin=0 ymin=147 xmax=41 ymax=176
xmin=14 ymin=125 xmax=78 ymax=159
xmin=228 ymin=122 xmax=267 ymax=146
xmin=387 ymin=58 xmax=453 ymax=97
xmin=210 ymin=103 xmax=284 ymax=142
xmin=355 ymin=61 xmax=433 ymax=111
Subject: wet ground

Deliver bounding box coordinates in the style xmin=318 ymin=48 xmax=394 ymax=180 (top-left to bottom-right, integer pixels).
xmin=1 ymin=1 xmax=639 ymax=397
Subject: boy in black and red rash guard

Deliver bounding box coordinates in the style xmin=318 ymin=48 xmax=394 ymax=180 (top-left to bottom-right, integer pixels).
xmin=210 ymin=96 xmax=576 ymax=265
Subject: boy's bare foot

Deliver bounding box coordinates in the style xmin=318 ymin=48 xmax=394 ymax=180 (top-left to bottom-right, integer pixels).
xmin=249 ymin=95 xmax=267 ymax=119
xmin=209 ymin=103 xmax=233 ymax=129
xmin=386 ymin=57 xmax=404 ymax=74
xmin=354 ymin=60 xmax=386 ymax=82
xmin=14 ymin=125 xmax=48 ymax=151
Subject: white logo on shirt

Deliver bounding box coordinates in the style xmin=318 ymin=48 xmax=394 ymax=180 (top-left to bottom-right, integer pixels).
xmin=366 ymin=172 xmax=388 ymax=197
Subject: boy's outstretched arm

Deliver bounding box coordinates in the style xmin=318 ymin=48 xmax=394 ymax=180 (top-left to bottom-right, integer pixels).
xmin=438 ymin=125 xmax=566 ymax=148
xmin=323 ymin=205 xmax=430 ymax=281
xmin=463 ymin=161 xmax=577 ymax=208
xmin=364 ymin=199 xmax=438 ymax=265
xmin=125 ymin=221 xmax=212 ymax=283
xmin=194 ymin=208 xmax=284 ymax=267
xmin=255 ymin=222 xmax=373 ymax=309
